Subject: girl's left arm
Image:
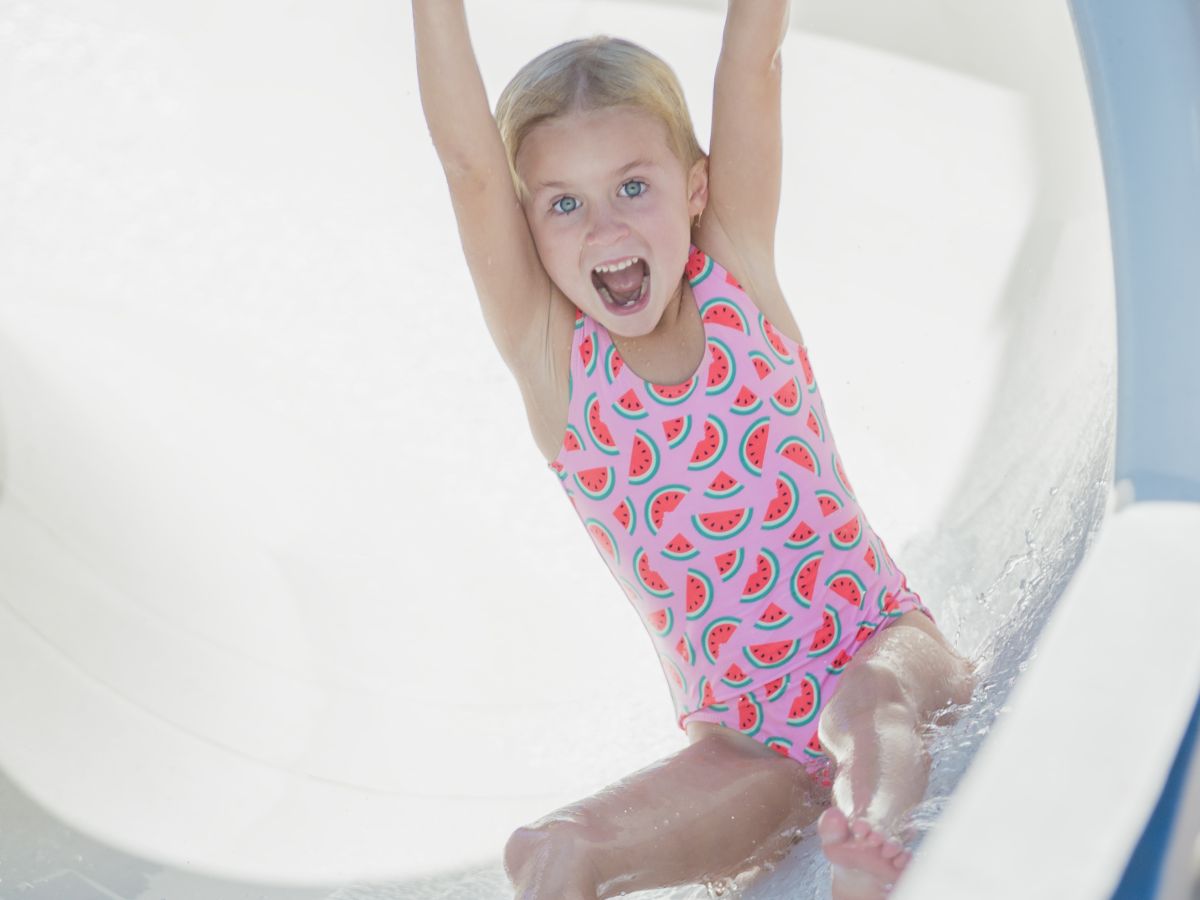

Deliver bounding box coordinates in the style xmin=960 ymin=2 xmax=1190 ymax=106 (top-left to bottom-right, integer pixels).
xmin=708 ymin=0 xmax=790 ymax=258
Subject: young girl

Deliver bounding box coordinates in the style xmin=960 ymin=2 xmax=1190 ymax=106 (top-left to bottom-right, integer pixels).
xmin=412 ymin=2 xmax=976 ymax=898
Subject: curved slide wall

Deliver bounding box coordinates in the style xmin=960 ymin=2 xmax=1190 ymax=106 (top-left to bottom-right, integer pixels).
xmin=897 ymin=1 xmax=1200 ymax=897
xmin=0 ymin=1 xmax=1192 ymax=898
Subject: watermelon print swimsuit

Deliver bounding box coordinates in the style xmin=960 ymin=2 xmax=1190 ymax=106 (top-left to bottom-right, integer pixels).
xmin=547 ymin=243 xmax=935 ymax=783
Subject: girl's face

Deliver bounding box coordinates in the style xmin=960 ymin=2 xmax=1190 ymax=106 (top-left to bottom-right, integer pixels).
xmin=516 ymin=106 xmax=707 ymax=337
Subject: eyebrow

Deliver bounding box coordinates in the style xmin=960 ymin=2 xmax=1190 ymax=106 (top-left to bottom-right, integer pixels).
xmin=535 ymin=158 xmax=657 ymax=193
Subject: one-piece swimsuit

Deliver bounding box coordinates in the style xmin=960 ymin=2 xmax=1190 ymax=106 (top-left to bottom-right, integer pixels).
xmin=547 ymin=243 xmax=934 ymax=780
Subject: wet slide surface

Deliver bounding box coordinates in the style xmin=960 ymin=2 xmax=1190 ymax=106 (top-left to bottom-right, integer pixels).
xmin=0 ymin=0 xmax=1152 ymax=897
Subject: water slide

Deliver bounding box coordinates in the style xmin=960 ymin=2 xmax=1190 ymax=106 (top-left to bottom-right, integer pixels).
xmin=0 ymin=1 xmax=1196 ymax=898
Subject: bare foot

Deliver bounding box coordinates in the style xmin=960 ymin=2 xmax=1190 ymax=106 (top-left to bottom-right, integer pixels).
xmin=817 ymin=807 xmax=911 ymax=900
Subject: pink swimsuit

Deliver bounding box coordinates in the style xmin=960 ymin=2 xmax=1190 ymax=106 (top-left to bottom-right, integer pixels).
xmin=547 ymin=243 xmax=934 ymax=781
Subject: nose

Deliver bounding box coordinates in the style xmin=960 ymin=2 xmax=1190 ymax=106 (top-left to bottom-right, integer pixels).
xmin=585 ymin=204 xmax=630 ymax=247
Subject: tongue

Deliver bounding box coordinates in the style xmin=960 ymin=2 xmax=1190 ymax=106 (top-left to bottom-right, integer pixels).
xmin=598 ymin=260 xmax=646 ymax=300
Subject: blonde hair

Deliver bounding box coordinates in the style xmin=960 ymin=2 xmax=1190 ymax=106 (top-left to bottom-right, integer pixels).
xmin=495 ymin=35 xmax=706 ymax=204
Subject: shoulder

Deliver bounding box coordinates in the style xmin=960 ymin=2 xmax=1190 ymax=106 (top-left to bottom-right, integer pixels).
xmin=693 ymin=210 xmax=806 ymax=348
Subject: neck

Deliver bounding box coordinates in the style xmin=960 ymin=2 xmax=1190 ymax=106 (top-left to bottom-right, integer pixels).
xmin=609 ymin=277 xmax=692 ymax=349
xmin=656 ymin=278 xmax=690 ymax=335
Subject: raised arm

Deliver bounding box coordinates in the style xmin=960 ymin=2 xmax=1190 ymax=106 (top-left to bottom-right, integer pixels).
xmin=412 ymin=0 xmax=509 ymax=177
xmin=709 ymin=0 xmax=790 ymax=259
xmin=411 ymin=0 xmax=552 ymax=380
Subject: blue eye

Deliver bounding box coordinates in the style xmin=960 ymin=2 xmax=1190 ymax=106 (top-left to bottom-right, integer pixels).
xmin=550 ymin=180 xmax=647 ymax=215
xmin=551 ymin=196 xmax=579 ymax=215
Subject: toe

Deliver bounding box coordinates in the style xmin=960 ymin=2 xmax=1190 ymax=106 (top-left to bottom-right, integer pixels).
xmin=818 ymin=808 xmax=851 ymax=846
xmin=880 ymin=839 xmax=902 ymax=859
xmin=850 ymin=819 xmax=873 ymax=842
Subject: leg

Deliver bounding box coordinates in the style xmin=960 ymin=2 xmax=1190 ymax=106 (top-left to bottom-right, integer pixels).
xmin=503 ymin=727 xmax=828 ymax=899
xmin=815 ymin=610 xmax=976 ymax=900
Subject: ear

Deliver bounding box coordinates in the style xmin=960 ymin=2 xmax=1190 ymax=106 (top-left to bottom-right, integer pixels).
xmin=687 ymin=154 xmax=710 ymax=220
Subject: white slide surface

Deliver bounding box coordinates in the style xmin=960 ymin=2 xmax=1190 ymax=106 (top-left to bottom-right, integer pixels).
xmin=3 ymin=1 xmax=1193 ymax=898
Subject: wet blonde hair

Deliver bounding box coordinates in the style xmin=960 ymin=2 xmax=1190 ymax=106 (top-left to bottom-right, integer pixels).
xmin=495 ymin=35 xmax=707 ymax=205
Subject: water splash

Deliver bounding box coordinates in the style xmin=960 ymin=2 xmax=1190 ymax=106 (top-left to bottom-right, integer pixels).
xmin=328 ymin=374 xmax=1114 ymax=900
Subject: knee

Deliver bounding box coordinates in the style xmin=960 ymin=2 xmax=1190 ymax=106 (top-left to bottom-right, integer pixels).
xmin=818 ymin=665 xmax=915 ymax=748
xmin=502 ymin=823 xmax=584 ymax=888
xmin=827 ymin=661 xmax=915 ymax=721
xmin=950 ymin=653 xmax=979 ymax=706
xmin=503 ymin=827 xmax=547 ymax=885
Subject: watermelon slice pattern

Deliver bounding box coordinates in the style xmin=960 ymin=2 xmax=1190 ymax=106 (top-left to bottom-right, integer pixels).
xmin=547 ymin=243 xmax=934 ymax=772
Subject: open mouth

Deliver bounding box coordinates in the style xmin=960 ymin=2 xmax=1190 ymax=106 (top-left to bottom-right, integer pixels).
xmin=592 ymin=259 xmax=650 ymax=313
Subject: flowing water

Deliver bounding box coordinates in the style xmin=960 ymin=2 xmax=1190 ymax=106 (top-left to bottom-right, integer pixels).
xmin=0 ymin=0 xmax=1115 ymax=897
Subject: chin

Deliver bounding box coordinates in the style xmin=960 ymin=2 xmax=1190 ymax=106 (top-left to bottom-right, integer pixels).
xmin=607 ymin=302 xmax=660 ymax=338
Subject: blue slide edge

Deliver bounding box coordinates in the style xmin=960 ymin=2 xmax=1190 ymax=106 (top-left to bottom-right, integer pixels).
xmin=1111 ymin=689 xmax=1200 ymax=899
xmin=1066 ymin=0 xmax=1200 ymax=503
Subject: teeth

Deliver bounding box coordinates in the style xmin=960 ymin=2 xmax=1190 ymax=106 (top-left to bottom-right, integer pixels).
xmin=598 ymin=273 xmax=649 ymax=308
xmin=593 ymin=256 xmax=640 ymax=274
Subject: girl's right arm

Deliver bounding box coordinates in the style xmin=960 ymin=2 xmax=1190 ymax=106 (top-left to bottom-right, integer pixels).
xmin=412 ymin=0 xmax=552 ymax=380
